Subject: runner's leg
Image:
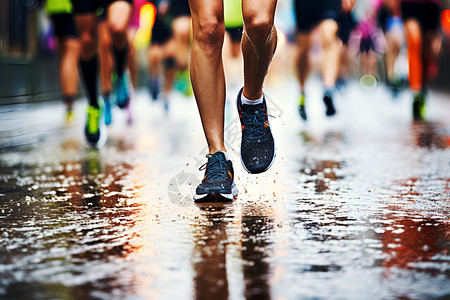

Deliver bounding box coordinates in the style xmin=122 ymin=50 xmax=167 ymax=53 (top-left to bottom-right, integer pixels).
xmin=98 ymin=20 xmax=114 ymax=97
xmin=108 ymin=1 xmax=132 ymax=78
xmin=241 ymin=0 xmax=278 ymax=100
xmin=404 ymin=19 xmax=422 ymax=92
xmin=295 ymin=33 xmax=311 ymax=93
xmin=75 ymin=13 xmax=99 ymax=108
xmin=319 ymin=19 xmax=341 ymax=90
xmin=188 ymin=0 xmax=226 ymax=154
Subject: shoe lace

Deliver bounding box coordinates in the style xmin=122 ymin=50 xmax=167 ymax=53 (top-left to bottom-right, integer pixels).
xmin=199 ymin=154 xmax=227 ymax=182
xmin=240 ymin=108 xmax=271 ymax=140
xmin=87 ymin=106 xmax=100 ymax=134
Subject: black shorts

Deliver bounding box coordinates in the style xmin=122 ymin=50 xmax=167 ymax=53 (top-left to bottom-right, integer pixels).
xmin=294 ymin=0 xmax=342 ymax=33
xmin=51 ymin=13 xmax=78 ymax=39
xmin=401 ymin=2 xmax=441 ymax=32
xmin=72 ymin=0 xmax=133 ymax=15
xmin=225 ymin=27 xmax=243 ymax=43
xmin=337 ymin=12 xmax=356 ymax=45
xmin=360 ymin=36 xmax=376 ymax=53
xmin=377 ymin=4 xmax=393 ymax=33
xmin=151 ymin=0 xmax=191 ymax=45
xmin=168 ymin=0 xmax=191 ymax=18
xmin=151 ymin=15 xmax=172 ymax=45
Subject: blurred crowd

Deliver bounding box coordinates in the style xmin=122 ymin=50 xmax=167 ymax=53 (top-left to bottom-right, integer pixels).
xmin=6 ymin=0 xmax=449 ymax=145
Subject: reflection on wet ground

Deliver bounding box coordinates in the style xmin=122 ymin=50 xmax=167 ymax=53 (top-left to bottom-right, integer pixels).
xmin=0 ymin=85 xmax=449 ymax=299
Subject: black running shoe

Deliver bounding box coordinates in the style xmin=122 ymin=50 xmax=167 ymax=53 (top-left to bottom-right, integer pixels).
xmin=323 ymin=91 xmax=336 ymax=116
xmin=237 ymin=88 xmax=276 ymax=174
xmin=194 ymin=152 xmax=238 ymax=202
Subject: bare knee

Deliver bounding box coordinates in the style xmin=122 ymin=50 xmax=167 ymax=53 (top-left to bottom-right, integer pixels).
xmin=64 ymin=38 xmax=81 ymax=58
xmin=243 ymin=12 xmax=274 ymax=44
xmin=405 ymin=21 xmax=422 ymax=49
xmin=80 ymin=33 xmax=96 ymax=57
xmin=107 ymin=1 xmax=131 ymax=41
xmin=193 ymin=16 xmax=224 ymax=56
xmin=319 ymin=20 xmax=339 ymax=48
xmin=109 ymin=23 xmax=127 ymax=41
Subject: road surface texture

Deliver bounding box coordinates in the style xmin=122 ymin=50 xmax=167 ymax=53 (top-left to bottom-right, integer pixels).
xmin=1 ymin=77 xmax=449 ymax=299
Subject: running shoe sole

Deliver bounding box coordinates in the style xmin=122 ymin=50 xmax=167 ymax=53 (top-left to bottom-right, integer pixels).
xmin=85 ymin=122 xmax=107 ymax=149
xmin=194 ymin=183 xmax=238 ymax=203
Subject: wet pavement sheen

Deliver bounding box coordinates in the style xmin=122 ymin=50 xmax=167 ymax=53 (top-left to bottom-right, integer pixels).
xmin=0 ymin=81 xmax=449 ymax=300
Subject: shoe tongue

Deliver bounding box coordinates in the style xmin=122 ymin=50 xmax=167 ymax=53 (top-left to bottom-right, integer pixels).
xmin=242 ymin=104 xmax=263 ymax=116
xmin=211 ymin=151 xmax=227 ymax=161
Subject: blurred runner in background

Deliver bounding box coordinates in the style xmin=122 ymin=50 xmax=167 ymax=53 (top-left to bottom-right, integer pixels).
xmin=400 ymin=0 xmax=442 ymax=121
xmin=223 ymin=0 xmax=243 ymax=84
xmin=223 ymin=0 xmax=244 ymax=120
xmin=356 ymin=0 xmax=386 ymax=89
xmin=147 ymin=0 xmax=191 ymax=113
xmin=128 ymin=0 xmax=147 ymax=90
xmin=294 ymin=0 xmax=356 ymax=121
xmin=45 ymin=0 xmax=81 ymax=124
xmin=336 ymin=9 xmax=357 ymax=92
xmin=377 ymin=0 xmax=405 ymax=93
xmin=97 ymin=4 xmax=115 ymax=126
xmin=73 ymin=0 xmax=133 ymax=146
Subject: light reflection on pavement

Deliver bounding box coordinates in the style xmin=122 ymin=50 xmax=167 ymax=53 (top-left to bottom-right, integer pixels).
xmin=0 ymin=79 xmax=449 ymax=299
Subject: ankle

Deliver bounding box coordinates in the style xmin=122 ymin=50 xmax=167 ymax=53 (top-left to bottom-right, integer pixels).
xmin=241 ymin=91 xmax=264 ymax=105
xmin=208 ymin=146 xmax=226 ymax=155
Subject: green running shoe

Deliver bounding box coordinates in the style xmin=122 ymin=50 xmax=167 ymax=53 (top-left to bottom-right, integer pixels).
xmin=412 ymin=91 xmax=426 ymax=121
xmin=85 ymin=105 xmax=106 ymax=147
xmin=65 ymin=109 xmax=75 ymax=125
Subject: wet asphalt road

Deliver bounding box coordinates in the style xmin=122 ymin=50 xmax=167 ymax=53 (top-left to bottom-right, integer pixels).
xmin=0 ymin=78 xmax=449 ymax=300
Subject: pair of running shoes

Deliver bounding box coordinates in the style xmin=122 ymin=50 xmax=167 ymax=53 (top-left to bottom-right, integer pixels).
xmin=85 ymin=73 xmax=130 ymax=146
xmin=194 ymin=88 xmax=276 ymax=202
xmin=297 ymin=85 xmax=427 ymax=122
xmin=298 ymin=90 xmax=336 ymax=121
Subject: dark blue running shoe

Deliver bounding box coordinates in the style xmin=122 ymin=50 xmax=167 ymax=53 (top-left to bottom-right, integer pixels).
xmin=149 ymin=77 xmax=160 ymax=101
xmin=237 ymin=88 xmax=276 ymax=174
xmin=194 ymin=152 xmax=238 ymax=202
